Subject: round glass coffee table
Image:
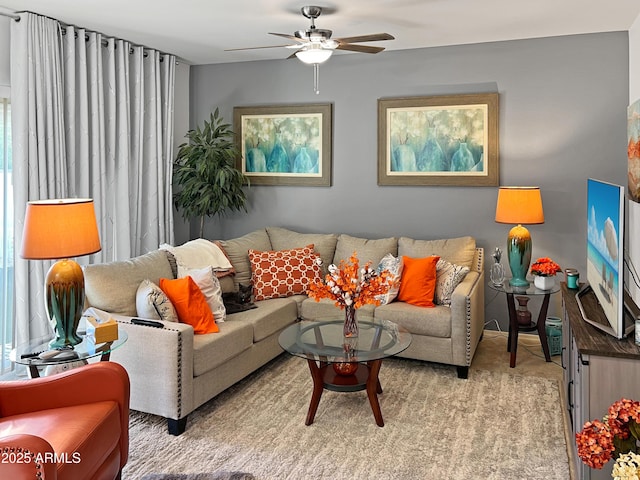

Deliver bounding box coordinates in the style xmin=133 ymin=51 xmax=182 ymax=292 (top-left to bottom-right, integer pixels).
xmin=10 ymin=329 xmax=128 ymax=378
xmin=278 ymin=319 xmax=411 ymax=427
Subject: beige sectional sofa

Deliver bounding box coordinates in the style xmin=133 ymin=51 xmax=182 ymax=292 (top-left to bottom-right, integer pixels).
xmin=83 ymin=226 xmax=484 ymax=435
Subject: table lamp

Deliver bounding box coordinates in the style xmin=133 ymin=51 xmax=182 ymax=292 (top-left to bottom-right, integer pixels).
xmin=494 ymin=187 xmax=544 ymax=287
xmin=20 ymin=199 xmax=101 ymax=348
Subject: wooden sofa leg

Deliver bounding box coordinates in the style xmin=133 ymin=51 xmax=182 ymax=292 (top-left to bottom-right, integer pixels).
xmin=168 ymin=416 xmax=188 ymax=435
xmin=456 ymin=366 xmax=469 ymax=379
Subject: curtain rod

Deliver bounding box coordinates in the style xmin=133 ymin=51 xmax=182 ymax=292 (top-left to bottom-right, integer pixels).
xmin=1 ymin=10 xmax=179 ymax=64
xmin=0 ymin=11 xmax=20 ymax=21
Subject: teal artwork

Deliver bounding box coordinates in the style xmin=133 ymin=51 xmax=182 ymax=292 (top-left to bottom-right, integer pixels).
xmin=241 ymin=114 xmax=322 ymax=175
xmin=388 ymin=105 xmax=486 ymax=174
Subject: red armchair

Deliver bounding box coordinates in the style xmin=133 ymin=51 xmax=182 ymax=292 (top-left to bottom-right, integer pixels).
xmin=0 ymin=361 xmax=130 ymax=480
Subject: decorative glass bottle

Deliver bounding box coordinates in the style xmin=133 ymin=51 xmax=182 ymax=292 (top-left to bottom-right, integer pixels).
xmin=490 ymin=247 xmax=505 ymax=287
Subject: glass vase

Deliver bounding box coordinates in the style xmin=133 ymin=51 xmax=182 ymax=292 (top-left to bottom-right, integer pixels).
xmin=490 ymin=262 xmax=505 ymax=286
xmin=515 ymin=296 xmax=532 ymax=326
xmin=343 ymin=304 xmax=358 ymax=338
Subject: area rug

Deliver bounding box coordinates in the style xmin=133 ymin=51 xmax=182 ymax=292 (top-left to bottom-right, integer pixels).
xmin=125 ymin=355 xmax=569 ymax=480
xmin=140 ymin=473 xmax=255 ymax=480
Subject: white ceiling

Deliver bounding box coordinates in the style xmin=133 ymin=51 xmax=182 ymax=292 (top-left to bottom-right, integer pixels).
xmin=1 ymin=0 xmax=640 ymax=65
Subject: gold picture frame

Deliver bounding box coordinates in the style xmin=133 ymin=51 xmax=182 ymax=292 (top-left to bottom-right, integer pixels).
xmin=377 ymin=93 xmax=499 ymax=186
xmin=234 ymin=103 xmax=332 ymax=186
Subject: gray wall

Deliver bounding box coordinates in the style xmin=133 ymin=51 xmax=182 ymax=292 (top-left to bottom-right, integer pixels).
xmin=191 ymin=32 xmax=630 ymax=329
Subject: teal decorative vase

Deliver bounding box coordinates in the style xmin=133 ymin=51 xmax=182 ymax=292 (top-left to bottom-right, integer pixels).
xmin=268 ymin=137 xmax=289 ymax=172
xmin=293 ymin=147 xmax=313 ymax=173
xmin=507 ymin=225 xmax=532 ymax=287
xmin=392 ymin=144 xmax=417 ymax=171
xmin=247 ymin=147 xmax=266 ymax=172
xmin=451 ymin=142 xmax=475 ymax=171
xmin=418 ymin=136 xmax=447 ymax=171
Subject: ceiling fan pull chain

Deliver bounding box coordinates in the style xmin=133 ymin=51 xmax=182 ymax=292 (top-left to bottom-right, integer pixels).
xmin=313 ymin=63 xmax=320 ymax=95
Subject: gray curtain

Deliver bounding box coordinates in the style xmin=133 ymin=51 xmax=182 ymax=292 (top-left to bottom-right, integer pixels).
xmin=11 ymin=12 xmax=175 ymax=346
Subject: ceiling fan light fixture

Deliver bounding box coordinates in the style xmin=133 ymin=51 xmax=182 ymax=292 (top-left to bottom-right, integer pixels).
xmin=295 ymin=47 xmax=333 ymax=64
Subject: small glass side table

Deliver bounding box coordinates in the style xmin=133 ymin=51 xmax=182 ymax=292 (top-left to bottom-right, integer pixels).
xmin=488 ymin=280 xmax=560 ymax=368
xmin=10 ymin=329 xmax=128 ymax=378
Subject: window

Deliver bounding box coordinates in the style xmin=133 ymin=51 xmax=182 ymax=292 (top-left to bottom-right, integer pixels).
xmin=0 ymin=98 xmax=13 ymax=374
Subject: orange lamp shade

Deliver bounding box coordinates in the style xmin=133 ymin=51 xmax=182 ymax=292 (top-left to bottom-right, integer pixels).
xmin=495 ymin=187 xmax=545 ymax=225
xmin=20 ymin=199 xmax=102 ymax=260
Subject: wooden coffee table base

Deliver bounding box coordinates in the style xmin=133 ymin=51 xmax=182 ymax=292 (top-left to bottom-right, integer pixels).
xmin=305 ymin=358 xmax=384 ymax=427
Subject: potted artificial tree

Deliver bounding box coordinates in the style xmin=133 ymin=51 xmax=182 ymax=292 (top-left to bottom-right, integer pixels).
xmin=173 ymin=108 xmax=249 ymax=237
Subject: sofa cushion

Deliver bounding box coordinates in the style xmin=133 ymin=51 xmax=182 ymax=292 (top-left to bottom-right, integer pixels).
xmin=374 ymin=302 xmax=453 ymax=337
xmin=332 ymin=234 xmax=397 ymax=267
xmin=397 ymin=256 xmax=439 ymax=308
xmin=84 ymin=250 xmax=174 ymax=316
xmin=237 ymin=297 xmax=299 ymax=342
xmin=249 ymin=245 xmax=322 ymax=301
xmin=218 ymin=229 xmax=272 ymax=289
xmin=267 ymin=226 xmax=338 ymax=274
xmin=301 ymin=297 xmax=376 ymax=322
xmin=435 ymin=259 xmax=470 ymax=306
xmin=181 ymin=266 xmax=226 ymax=322
xmin=192 ymin=319 xmax=254 ymax=376
xmin=136 ymin=279 xmax=179 ymax=322
xmin=159 ymin=277 xmax=219 ymax=334
xmin=398 ymin=236 xmax=477 ymax=269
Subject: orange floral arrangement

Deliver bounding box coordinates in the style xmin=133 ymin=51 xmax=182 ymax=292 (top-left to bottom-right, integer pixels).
xmin=576 ymin=398 xmax=640 ymax=471
xmin=530 ymin=257 xmax=562 ymax=277
xmin=307 ymin=253 xmax=391 ymax=309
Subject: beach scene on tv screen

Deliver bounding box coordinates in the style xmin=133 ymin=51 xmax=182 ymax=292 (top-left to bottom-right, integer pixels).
xmin=587 ymin=179 xmax=621 ymax=330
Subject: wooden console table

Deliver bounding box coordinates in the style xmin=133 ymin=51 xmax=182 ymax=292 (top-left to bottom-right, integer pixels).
xmin=562 ymin=283 xmax=640 ymax=480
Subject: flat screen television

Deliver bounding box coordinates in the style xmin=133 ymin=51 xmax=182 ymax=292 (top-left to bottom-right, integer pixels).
xmin=577 ymin=178 xmax=634 ymax=339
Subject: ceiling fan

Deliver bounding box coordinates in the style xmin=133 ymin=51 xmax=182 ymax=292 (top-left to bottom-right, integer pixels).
xmin=226 ymin=5 xmax=395 ymax=94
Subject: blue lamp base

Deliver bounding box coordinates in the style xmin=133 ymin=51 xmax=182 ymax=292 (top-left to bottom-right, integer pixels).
xmin=507 ymin=224 xmax=532 ymax=287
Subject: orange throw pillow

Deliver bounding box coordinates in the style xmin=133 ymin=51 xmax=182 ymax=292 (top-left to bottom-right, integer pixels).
xmin=397 ymin=256 xmax=440 ymax=307
xmin=249 ymin=244 xmax=322 ymax=301
xmin=159 ymin=276 xmax=219 ymax=334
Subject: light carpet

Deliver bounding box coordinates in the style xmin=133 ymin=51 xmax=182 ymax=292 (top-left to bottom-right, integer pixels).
xmin=125 ymin=355 xmax=569 ymax=480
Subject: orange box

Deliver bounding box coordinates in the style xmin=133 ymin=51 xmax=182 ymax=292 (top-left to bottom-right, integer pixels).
xmin=86 ymin=316 xmax=119 ymax=343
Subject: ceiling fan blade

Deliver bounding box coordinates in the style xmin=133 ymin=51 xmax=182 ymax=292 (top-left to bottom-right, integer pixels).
xmin=269 ymin=32 xmax=307 ymax=43
xmin=336 ymin=43 xmax=386 ymax=54
xmin=225 ymin=44 xmax=297 ymax=52
xmin=333 ymin=33 xmax=395 ymax=44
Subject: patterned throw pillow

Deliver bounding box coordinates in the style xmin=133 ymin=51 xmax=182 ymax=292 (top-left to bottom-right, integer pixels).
xmin=136 ymin=279 xmax=179 ymax=322
xmin=435 ymin=258 xmax=470 ymax=306
xmin=376 ymin=253 xmax=403 ymax=305
xmin=249 ymin=245 xmax=322 ymax=301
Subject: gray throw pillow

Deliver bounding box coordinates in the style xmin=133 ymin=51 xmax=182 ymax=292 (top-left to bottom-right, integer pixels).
xmin=136 ymin=279 xmax=179 ymax=322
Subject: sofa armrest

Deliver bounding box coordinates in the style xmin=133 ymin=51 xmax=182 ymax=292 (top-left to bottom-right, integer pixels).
xmin=0 ymin=362 xmax=129 ymax=417
xmin=0 ymin=434 xmax=57 ymax=479
xmin=450 ymin=266 xmax=485 ymax=366
xmin=0 ymin=362 xmax=130 ymax=469
xmin=109 ymin=314 xmax=194 ymax=422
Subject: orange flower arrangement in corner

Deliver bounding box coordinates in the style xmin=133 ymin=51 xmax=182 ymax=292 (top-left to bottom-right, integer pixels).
xmin=307 ymin=253 xmax=391 ymax=309
xmin=530 ymin=257 xmax=562 ymax=277
xmin=576 ymin=398 xmax=640 ymax=473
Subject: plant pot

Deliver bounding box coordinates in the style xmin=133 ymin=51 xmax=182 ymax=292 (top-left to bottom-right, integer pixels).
xmin=534 ymin=275 xmax=555 ymax=291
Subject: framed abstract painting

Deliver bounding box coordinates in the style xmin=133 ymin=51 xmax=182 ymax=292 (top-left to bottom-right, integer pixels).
xmin=377 ymin=93 xmax=499 ymax=186
xmin=233 ymin=103 xmax=332 ymax=186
